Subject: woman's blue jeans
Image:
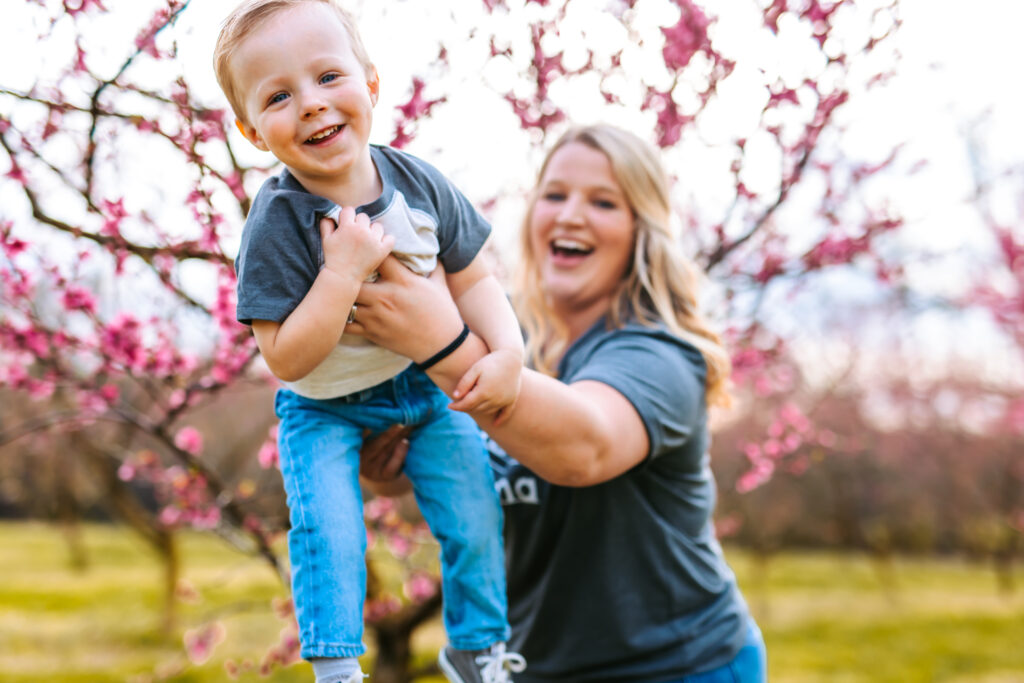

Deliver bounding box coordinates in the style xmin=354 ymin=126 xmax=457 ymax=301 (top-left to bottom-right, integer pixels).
xmin=672 ymin=619 xmax=767 ymax=683
xmin=275 ymin=365 xmax=509 ymax=659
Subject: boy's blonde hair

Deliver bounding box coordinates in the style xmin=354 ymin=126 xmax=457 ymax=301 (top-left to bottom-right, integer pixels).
xmin=213 ymin=0 xmax=374 ymax=124
xmin=514 ymin=124 xmax=733 ymax=408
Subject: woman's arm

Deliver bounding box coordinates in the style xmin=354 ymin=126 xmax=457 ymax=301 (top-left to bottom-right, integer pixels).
xmin=349 ymin=257 xmax=649 ymax=487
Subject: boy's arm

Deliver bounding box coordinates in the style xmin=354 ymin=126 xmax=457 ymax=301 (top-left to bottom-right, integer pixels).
xmin=252 ymin=267 xmax=360 ymax=381
xmin=445 ymin=255 xmax=524 ymax=418
xmin=254 ymin=210 xmax=394 ymax=382
xmin=445 ymin=255 xmax=523 ymax=359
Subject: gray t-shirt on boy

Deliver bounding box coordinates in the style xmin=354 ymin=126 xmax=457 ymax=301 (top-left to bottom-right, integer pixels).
xmin=489 ymin=319 xmax=751 ymax=682
xmin=235 ymin=145 xmax=490 ymax=399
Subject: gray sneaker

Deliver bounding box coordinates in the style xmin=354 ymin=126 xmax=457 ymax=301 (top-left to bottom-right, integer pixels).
xmin=438 ymin=642 xmax=526 ymax=683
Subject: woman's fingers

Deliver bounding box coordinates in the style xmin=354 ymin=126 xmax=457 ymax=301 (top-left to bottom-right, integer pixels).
xmin=360 ymin=425 xmax=413 ymax=481
xmin=374 ymin=253 xmax=409 ymax=281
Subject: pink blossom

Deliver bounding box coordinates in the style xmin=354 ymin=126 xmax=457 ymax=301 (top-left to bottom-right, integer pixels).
xmin=61 ymin=285 xmax=97 ymax=314
xmin=99 ymin=198 xmax=127 ymax=237
xmin=175 ymin=579 xmax=201 ymax=604
xmin=159 ymin=506 xmax=183 ymax=526
xmin=192 ymin=506 xmax=221 ymax=529
xmin=100 ymin=312 xmax=145 ymax=369
xmin=1 ymin=222 xmax=28 ymax=257
xmin=364 ymin=595 xmax=401 ymax=622
xmin=481 ymin=0 xmax=508 ymax=13
xmin=258 ymin=426 xmax=279 ymax=469
xmin=63 ymin=0 xmax=107 ymax=18
xmin=643 ymin=89 xmax=692 ymax=148
xmin=6 ymin=163 xmax=27 ymax=185
xmin=736 ymin=459 xmax=774 ymax=493
xmin=99 ymin=383 xmax=119 ymax=405
xmin=387 ymin=534 xmax=413 ymax=558
xmin=28 ymin=378 xmax=56 ymax=400
xmin=223 ymin=171 xmax=247 ymax=202
xmin=715 ymin=514 xmax=742 ymax=539
xmin=403 ymin=572 xmax=439 ymax=603
xmin=767 ymin=86 xmax=800 ymax=108
xmin=73 ymin=40 xmax=88 ymax=73
xmin=174 ymin=426 xmax=204 ymax=455
xmin=365 ymin=497 xmax=396 ymax=520
xmin=184 ymin=622 xmax=226 ymax=665
xmin=167 ymin=389 xmax=186 ymax=409
xmin=117 ymin=462 xmax=136 ymax=481
xmin=763 ymin=0 xmax=787 ymax=33
xmin=661 ymin=0 xmax=710 ymax=71
xmin=397 ymin=78 xmax=445 ymax=122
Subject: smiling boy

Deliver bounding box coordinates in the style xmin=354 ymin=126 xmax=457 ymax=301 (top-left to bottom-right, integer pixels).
xmin=213 ymin=2 xmax=526 ymax=682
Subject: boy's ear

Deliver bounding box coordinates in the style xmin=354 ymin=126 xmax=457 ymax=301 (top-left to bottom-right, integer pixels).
xmin=366 ymin=66 xmax=379 ymax=107
xmin=235 ymin=118 xmax=268 ymax=152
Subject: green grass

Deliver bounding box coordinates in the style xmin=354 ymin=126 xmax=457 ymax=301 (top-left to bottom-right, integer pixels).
xmin=732 ymin=551 xmax=1024 ymax=682
xmin=1 ymin=522 xmax=1023 ymax=682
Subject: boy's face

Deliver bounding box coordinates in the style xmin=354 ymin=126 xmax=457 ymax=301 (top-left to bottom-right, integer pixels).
xmin=232 ymin=3 xmax=378 ymax=190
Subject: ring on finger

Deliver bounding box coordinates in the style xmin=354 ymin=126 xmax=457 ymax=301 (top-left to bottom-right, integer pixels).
xmin=347 ymin=304 xmax=357 ymax=324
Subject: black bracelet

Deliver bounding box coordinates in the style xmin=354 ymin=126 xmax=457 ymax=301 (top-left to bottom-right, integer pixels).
xmin=415 ymin=323 xmax=470 ymax=371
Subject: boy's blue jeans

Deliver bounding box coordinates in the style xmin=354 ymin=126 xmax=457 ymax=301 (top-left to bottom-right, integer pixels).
xmin=274 ymin=364 xmax=510 ymax=659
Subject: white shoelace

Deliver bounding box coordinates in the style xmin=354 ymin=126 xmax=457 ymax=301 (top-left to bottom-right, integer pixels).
xmin=475 ymin=642 xmax=527 ymax=683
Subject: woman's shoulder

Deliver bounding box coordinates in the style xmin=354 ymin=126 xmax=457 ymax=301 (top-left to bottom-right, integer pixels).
xmin=565 ymin=318 xmax=707 ymax=382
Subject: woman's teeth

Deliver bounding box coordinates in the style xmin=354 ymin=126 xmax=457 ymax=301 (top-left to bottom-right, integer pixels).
xmin=551 ymin=239 xmax=592 ymax=256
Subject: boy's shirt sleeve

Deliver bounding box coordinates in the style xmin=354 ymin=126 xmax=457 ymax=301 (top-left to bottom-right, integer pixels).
xmin=398 ymin=152 xmax=491 ymax=273
xmin=234 ymin=178 xmax=328 ymax=325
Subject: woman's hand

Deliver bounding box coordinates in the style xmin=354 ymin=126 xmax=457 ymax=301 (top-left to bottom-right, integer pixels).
xmin=345 ymin=256 xmax=465 ymax=364
xmin=360 ymin=425 xmax=412 ymax=481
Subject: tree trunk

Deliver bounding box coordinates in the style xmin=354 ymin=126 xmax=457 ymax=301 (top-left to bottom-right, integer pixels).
xmin=370 ymin=626 xmax=414 ymax=683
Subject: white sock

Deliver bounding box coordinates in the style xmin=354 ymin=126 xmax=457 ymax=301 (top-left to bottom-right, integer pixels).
xmin=311 ymin=657 xmax=362 ymax=683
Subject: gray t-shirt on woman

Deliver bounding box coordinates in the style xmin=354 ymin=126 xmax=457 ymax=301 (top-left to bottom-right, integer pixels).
xmin=489 ymin=318 xmax=750 ymax=682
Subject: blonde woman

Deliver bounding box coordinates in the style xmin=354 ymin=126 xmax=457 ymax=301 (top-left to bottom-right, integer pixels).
xmin=350 ymin=124 xmax=766 ymax=682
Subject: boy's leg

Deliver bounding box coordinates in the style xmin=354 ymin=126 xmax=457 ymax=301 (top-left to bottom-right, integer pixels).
xmin=275 ymin=389 xmax=369 ymax=660
xmin=396 ymin=374 xmax=510 ymax=651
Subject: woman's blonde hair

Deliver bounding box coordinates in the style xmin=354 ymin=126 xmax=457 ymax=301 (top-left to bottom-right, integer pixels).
xmin=213 ymin=0 xmax=373 ymax=125
xmin=515 ymin=124 xmax=732 ymax=407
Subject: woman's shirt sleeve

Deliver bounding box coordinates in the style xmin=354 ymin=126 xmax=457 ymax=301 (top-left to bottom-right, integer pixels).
xmin=566 ymin=327 xmax=708 ymax=461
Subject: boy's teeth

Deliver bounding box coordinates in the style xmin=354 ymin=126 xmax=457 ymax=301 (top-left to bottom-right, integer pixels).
xmin=307 ymin=125 xmax=340 ymax=142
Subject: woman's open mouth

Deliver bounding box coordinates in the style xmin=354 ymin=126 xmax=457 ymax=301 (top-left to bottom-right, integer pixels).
xmin=550 ymin=238 xmax=593 ymax=265
xmin=305 ymin=125 xmax=344 ymax=145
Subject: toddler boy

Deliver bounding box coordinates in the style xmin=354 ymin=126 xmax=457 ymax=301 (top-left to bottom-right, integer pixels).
xmin=214 ymin=2 xmax=526 ymax=682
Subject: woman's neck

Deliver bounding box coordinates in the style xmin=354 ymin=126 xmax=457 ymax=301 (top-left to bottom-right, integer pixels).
xmin=556 ymin=299 xmax=612 ymax=347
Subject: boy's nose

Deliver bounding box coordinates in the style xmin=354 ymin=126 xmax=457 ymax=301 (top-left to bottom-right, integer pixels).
xmin=303 ymin=104 xmax=327 ymax=119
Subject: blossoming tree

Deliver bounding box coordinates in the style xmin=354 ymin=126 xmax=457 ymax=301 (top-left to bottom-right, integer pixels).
xmin=8 ymin=0 xmax=1016 ymax=680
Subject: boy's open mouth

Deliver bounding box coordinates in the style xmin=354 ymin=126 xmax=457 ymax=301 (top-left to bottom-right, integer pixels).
xmin=305 ymin=125 xmax=343 ymax=144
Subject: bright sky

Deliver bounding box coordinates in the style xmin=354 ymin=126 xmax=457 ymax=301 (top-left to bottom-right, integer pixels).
xmin=2 ymin=0 xmax=1021 ymax=381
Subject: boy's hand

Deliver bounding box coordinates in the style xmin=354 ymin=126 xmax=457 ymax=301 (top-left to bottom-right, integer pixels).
xmin=320 ymin=208 xmax=394 ymax=284
xmin=449 ymin=348 xmax=522 ymax=425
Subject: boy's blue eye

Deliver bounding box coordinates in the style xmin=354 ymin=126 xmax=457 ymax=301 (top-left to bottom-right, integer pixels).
xmin=594 ymin=199 xmax=617 ymax=209
xmin=269 ymin=92 xmax=288 ymax=105
xmin=320 ymin=73 xmax=339 ymax=84
xmin=543 ymin=192 xmax=566 ymax=202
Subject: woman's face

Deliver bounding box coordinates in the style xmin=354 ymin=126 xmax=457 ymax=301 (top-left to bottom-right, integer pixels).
xmin=528 ymin=141 xmax=636 ymax=319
